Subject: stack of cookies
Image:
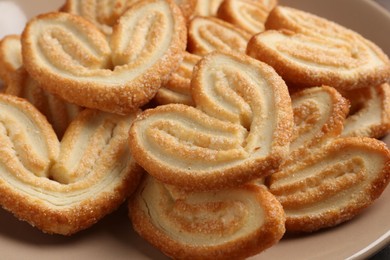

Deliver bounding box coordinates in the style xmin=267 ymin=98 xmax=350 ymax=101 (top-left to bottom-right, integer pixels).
xmin=0 ymin=0 xmax=389 ymax=259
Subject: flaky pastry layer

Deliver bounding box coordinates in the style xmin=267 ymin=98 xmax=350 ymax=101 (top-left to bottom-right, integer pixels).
xmin=155 ymin=51 xmax=201 ymax=106
xmin=269 ymin=137 xmax=390 ymax=232
xmin=0 ymin=35 xmax=23 ymax=87
xmin=130 ymin=176 xmax=285 ymax=259
xmin=342 ymin=83 xmax=390 ymax=139
xmin=188 ymin=16 xmax=251 ymax=56
xmin=129 ymin=51 xmax=293 ymax=191
xmin=0 ymin=94 xmax=142 ymax=235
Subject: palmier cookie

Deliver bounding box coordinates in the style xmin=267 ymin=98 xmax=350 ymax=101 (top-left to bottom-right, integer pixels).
xmin=289 ymin=85 xmax=349 ymax=155
xmin=247 ymin=6 xmax=390 ymax=91
xmin=130 ymin=175 xmax=285 ymax=259
xmin=6 ymin=67 xmax=82 ymax=138
xmin=155 ymin=51 xmax=201 ymax=105
xmin=217 ymin=0 xmax=275 ymax=35
xmin=341 ymin=83 xmax=390 ymax=139
xmin=0 ymin=94 xmax=142 ymax=235
xmin=188 ymin=16 xmax=251 ymax=56
xmin=0 ymin=35 xmax=22 ymax=87
xmin=129 ymin=51 xmax=293 ymax=191
xmin=268 ymin=137 xmax=390 ymax=233
xmin=62 ymin=0 xmax=196 ymax=35
xmin=22 ymin=0 xmax=187 ymax=114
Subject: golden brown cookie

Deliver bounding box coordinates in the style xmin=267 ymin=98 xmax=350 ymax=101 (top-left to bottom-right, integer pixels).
xmin=188 ymin=16 xmax=251 ymax=55
xmin=155 ymin=51 xmax=201 ymax=105
xmin=247 ymin=6 xmax=390 ymax=91
xmin=22 ymin=0 xmax=187 ymax=114
xmin=341 ymin=83 xmax=390 ymax=139
xmin=0 ymin=93 xmax=142 ymax=235
xmin=130 ymin=175 xmax=285 ymax=259
xmin=129 ymin=51 xmax=293 ymax=191
xmin=268 ymin=137 xmax=390 ymax=233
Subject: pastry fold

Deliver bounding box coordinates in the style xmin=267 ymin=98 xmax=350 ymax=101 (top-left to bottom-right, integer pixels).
xmin=0 ymin=94 xmax=142 ymax=235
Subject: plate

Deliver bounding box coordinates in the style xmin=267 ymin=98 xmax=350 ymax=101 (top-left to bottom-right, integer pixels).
xmin=0 ymin=0 xmax=389 ymax=259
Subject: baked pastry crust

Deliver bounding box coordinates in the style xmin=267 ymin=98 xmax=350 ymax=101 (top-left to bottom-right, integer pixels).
xmin=195 ymin=0 xmax=224 ymax=16
xmin=61 ymin=0 xmax=129 ymax=35
xmin=6 ymin=67 xmax=82 ymax=138
xmin=247 ymin=6 xmax=390 ymax=91
xmin=217 ymin=0 xmax=276 ymax=35
xmin=0 ymin=94 xmax=142 ymax=235
xmin=269 ymin=137 xmax=390 ymax=232
xmin=289 ymin=85 xmax=349 ymax=155
xmin=129 ymin=51 xmax=293 ymax=191
xmin=22 ymin=0 xmax=187 ymax=114
xmin=341 ymin=83 xmax=390 ymax=139
xmin=130 ymin=175 xmax=285 ymax=259
xmin=0 ymin=35 xmax=22 ymax=87
xmin=155 ymin=51 xmax=201 ymax=106
xmin=188 ymin=16 xmax=251 ymax=55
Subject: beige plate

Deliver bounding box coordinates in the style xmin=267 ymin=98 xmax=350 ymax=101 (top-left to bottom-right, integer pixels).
xmin=0 ymin=0 xmax=389 ymax=259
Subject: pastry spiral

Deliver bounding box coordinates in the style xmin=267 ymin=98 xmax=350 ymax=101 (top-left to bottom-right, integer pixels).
xmin=22 ymin=0 xmax=187 ymax=114
xmin=0 ymin=94 xmax=142 ymax=235
xmin=130 ymin=175 xmax=285 ymax=259
xmin=129 ymin=51 xmax=293 ymax=191
xmin=290 ymin=85 xmax=349 ymax=155
xmin=268 ymin=137 xmax=390 ymax=232
xmin=247 ymin=6 xmax=390 ymax=90
xmin=188 ymin=16 xmax=251 ymax=55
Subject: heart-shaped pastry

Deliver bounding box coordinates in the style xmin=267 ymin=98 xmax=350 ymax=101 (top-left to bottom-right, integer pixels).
xmin=22 ymin=0 xmax=187 ymax=114
xmin=341 ymin=83 xmax=390 ymax=139
xmin=188 ymin=16 xmax=251 ymax=55
xmin=0 ymin=94 xmax=142 ymax=235
xmin=129 ymin=51 xmax=293 ymax=191
xmin=217 ymin=0 xmax=276 ymax=35
xmin=268 ymin=137 xmax=390 ymax=232
xmin=155 ymin=51 xmax=200 ymax=106
xmin=130 ymin=175 xmax=285 ymax=259
xmin=0 ymin=35 xmax=22 ymax=87
xmin=247 ymin=6 xmax=390 ymax=91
